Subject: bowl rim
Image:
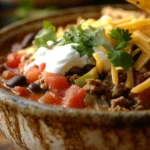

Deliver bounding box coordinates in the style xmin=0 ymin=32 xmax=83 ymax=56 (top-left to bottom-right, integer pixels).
xmin=0 ymin=4 xmax=136 ymax=34
xmin=0 ymin=4 xmax=150 ymax=127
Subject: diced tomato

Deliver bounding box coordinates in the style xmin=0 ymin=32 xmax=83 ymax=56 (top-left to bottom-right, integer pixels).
xmin=39 ymin=92 xmax=62 ymax=105
xmin=14 ymin=86 xmax=30 ymax=97
xmin=43 ymin=72 xmax=70 ymax=96
xmin=2 ymin=70 xmax=16 ymax=80
xmin=138 ymin=87 xmax=150 ymax=105
xmin=24 ymin=66 xmax=41 ymax=83
xmin=18 ymin=62 xmax=25 ymax=73
xmin=63 ymin=85 xmax=86 ymax=108
xmin=6 ymin=52 xmax=25 ymax=69
xmin=39 ymin=63 xmax=46 ymax=73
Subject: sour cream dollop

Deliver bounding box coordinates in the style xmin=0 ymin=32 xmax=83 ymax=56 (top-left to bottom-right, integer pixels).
xmin=24 ymin=44 xmax=88 ymax=75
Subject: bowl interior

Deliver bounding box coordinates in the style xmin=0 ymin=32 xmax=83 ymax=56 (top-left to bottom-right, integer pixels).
xmin=0 ymin=4 xmax=150 ymax=127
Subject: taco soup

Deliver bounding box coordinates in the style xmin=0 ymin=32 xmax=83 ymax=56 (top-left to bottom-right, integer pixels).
xmin=0 ymin=7 xmax=150 ymax=111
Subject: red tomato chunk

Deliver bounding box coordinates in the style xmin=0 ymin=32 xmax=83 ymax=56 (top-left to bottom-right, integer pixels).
xmin=39 ymin=63 xmax=46 ymax=73
xmin=43 ymin=72 xmax=70 ymax=97
xmin=39 ymin=92 xmax=62 ymax=105
xmin=14 ymin=86 xmax=30 ymax=97
xmin=24 ymin=66 xmax=41 ymax=84
xmin=63 ymin=85 xmax=86 ymax=108
xmin=6 ymin=52 xmax=26 ymax=69
xmin=18 ymin=62 xmax=25 ymax=73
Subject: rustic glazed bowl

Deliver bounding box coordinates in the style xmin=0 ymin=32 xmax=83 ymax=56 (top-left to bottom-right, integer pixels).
xmin=0 ymin=5 xmax=150 ymax=150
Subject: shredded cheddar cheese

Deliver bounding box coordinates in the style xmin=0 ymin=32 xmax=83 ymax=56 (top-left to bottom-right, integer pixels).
xmin=125 ymin=68 xmax=134 ymax=89
xmin=113 ymin=16 xmax=135 ymax=26
xmin=132 ymin=31 xmax=150 ymax=56
xmin=142 ymin=30 xmax=150 ymax=38
xmin=56 ymin=26 xmax=64 ymax=38
xmin=93 ymin=53 xmax=103 ymax=74
xmin=96 ymin=46 xmax=108 ymax=54
xmin=134 ymin=52 xmax=149 ymax=71
xmin=111 ymin=64 xmax=118 ymax=85
xmin=117 ymin=19 xmax=150 ymax=33
xmin=131 ymin=78 xmax=150 ymax=93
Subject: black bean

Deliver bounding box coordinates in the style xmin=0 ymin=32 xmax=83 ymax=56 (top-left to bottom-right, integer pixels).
xmin=82 ymin=65 xmax=95 ymax=74
xmin=65 ymin=66 xmax=82 ymax=76
xmin=11 ymin=33 xmax=35 ymax=52
xmin=28 ymin=83 xmax=42 ymax=93
xmin=21 ymin=33 xmax=35 ymax=49
xmin=5 ymin=75 xmax=27 ymax=87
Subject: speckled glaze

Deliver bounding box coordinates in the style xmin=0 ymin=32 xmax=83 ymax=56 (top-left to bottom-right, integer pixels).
xmin=0 ymin=5 xmax=150 ymax=150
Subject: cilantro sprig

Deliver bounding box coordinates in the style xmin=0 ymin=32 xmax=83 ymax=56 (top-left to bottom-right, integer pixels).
xmin=34 ymin=21 xmax=56 ymax=48
xmin=58 ymin=24 xmax=111 ymax=57
xmin=110 ymin=27 xmax=132 ymax=49
xmin=108 ymin=27 xmax=134 ymax=70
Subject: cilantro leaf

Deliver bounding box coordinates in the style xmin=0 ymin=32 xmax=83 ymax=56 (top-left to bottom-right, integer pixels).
xmin=62 ymin=26 xmax=81 ymax=44
xmin=72 ymin=44 xmax=94 ymax=57
xmin=34 ymin=21 xmax=56 ymax=48
xmin=58 ymin=24 xmax=112 ymax=57
xmin=108 ymin=27 xmax=134 ymax=70
xmin=76 ymin=25 xmax=112 ymax=49
xmin=108 ymin=50 xmax=134 ymax=70
xmin=110 ymin=27 xmax=132 ymax=50
xmin=77 ymin=25 xmax=100 ymax=46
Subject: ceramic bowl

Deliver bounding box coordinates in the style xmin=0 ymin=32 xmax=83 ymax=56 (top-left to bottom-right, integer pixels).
xmin=0 ymin=5 xmax=150 ymax=150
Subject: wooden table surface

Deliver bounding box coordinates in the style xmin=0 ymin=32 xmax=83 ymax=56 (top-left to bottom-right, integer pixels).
xmin=0 ymin=132 xmax=15 ymax=150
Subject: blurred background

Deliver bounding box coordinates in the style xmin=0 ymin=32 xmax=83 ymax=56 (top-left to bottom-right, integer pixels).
xmin=0 ymin=0 xmax=127 ymax=28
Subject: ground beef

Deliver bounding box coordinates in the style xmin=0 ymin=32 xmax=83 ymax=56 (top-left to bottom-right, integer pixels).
xmin=109 ymin=105 xmax=129 ymax=111
xmin=118 ymin=70 xmax=127 ymax=83
xmin=83 ymin=79 xmax=108 ymax=95
xmin=128 ymin=92 xmax=137 ymax=101
xmin=109 ymin=96 xmax=131 ymax=111
xmin=37 ymin=75 xmax=48 ymax=90
xmin=128 ymin=92 xmax=150 ymax=110
xmin=134 ymin=105 xmax=146 ymax=110
xmin=134 ymin=100 xmax=149 ymax=110
xmin=143 ymin=71 xmax=150 ymax=79
xmin=135 ymin=71 xmax=150 ymax=85
xmin=138 ymin=67 xmax=147 ymax=73
xmin=111 ymin=82 xmax=129 ymax=98
xmin=66 ymin=74 xmax=79 ymax=84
